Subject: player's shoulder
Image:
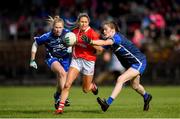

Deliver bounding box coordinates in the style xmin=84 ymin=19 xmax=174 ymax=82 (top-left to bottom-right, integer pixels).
xmin=63 ymin=28 xmax=70 ymax=33
xmin=113 ymin=33 xmax=121 ymax=39
xmin=114 ymin=32 xmax=128 ymax=41
xmin=88 ymin=27 xmax=97 ymax=33
xmin=87 ymin=28 xmax=99 ymax=35
xmin=88 ymin=28 xmax=100 ymax=38
xmin=37 ymin=31 xmax=51 ymax=39
xmin=117 ymin=32 xmax=129 ymax=40
xmin=111 ymin=32 xmax=123 ymax=44
xmin=62 ymin=28 xmax=70 ymax=36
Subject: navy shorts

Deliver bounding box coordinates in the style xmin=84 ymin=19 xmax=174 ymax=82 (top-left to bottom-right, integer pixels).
xmin=45 ymin=57 xmax=71 ymax=72
xmin=131 ymin=59 xmax=146 ymax=75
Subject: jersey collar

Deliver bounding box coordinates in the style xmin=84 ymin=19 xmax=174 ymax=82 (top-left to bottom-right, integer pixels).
xmin=80 ymin=26 xmax=90 ymax=33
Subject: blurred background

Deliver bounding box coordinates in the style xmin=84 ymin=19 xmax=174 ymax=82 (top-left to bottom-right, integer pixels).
xmin=0 ymin=0 xmax=179 ymax=86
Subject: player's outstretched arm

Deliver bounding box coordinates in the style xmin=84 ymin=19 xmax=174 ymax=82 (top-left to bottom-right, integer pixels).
xmin=30 ymin=41 xmax=38 ymax=69
xmin=81 ymin=35 xmax=113 ymax=46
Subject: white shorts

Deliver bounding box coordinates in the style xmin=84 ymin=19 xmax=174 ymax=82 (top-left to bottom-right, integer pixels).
xmin=70 ymin=58 xmax=95 ymax=75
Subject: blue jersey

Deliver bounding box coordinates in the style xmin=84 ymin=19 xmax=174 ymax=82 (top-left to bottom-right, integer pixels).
xmin=35 ymin=28 xmax=71 ymax=59
xmin=106 ymin=33 xmax=146 ymax=74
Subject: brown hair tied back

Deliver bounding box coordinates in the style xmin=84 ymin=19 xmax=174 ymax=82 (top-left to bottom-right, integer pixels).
xmin=76 ymin=12 xmax=90 ymax=23
xmin=102 ymin=20 xmax=120 ymax=32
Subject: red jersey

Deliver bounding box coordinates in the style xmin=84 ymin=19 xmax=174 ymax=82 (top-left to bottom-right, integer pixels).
xmin=72 ymin=27 xmax=99 ymax=61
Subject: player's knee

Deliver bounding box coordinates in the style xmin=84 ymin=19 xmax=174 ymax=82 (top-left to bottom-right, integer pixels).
xmin=57 ymin=70 xmax=66 ymax=79
xmin=64 ymin=82 xmax=71 ymax=90
xmin=116 ymin=77 xmax=125 ymax=84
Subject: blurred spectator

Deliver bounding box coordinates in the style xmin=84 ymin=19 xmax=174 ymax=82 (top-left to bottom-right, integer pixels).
xmin=8 ymin=21 xmax=17 ymax=40
xmin=58 ymin=0 xmax=75 ymax=8
xmin=149 ymin=11 xmax=166 ymax=30
xmin=132 ymin=29 xmax=145 ymax=49
xmin=170 ymin=29 xmax=180 ymax=51
xmin=141 ymin=8 xmax=151 ymax=29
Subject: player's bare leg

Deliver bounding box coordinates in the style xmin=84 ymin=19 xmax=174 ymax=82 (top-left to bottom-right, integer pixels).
xmin=97 ymin=68 xmax=139 ymax=111
xmin=51 ymin=61 xmax=69 ymax=109
xmin=55 ymin=67 xmax=79 ymax=114
xmin=110 ymin=68 xmax=139 ymax=99
xmin=130 ymin=75 xmax=152 ymax=111
xmin=130 ymin=75 xmax=146 ymax=95
xmin=82 ymin=75 xmax=98 ymax=95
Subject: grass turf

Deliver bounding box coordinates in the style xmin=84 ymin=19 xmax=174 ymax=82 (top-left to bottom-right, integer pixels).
xmin=0 ymin=86 xmax=180 ymax=118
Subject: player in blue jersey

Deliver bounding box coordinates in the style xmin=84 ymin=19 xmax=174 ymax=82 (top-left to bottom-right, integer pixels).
xmin=30 ymin=15 xmax=71 ymax=109
xmin=82 ymin=20 xmax=152 ymax=111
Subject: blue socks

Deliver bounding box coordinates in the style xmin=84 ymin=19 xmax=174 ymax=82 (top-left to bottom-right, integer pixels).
xmin=143 ymin=92 xmax=149 ymax=100
xmin=106 ymin=93 xmax=149 ymax=105
xmin=106 ymin=97 xmax=114 ymax=105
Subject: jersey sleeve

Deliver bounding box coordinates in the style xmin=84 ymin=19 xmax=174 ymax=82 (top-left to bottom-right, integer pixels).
xmin=62 ymin=28 xmax=70 ymax=36
xmin=102 ymin=45 xmax=110 ymax=49
xmin=64 ymin=28 xmax=70 ymax=33
xmin=35 ymin=32 xmax=51 ymax=45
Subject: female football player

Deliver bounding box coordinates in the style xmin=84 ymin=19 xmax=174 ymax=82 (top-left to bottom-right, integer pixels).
xmin=30 ymin=15 xmax=71 ymax=109
xmin=55 ymin=13 xmax=103 ymax=114
xmin=82 ymin=20 xmax=152 ymax=112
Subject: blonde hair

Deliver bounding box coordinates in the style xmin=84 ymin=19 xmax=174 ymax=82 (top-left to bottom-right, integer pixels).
xmin=46 ymin=15 xmax=64 ymax=28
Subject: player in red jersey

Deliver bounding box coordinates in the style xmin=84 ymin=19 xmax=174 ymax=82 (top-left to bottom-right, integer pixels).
xmin=55 ymin=13 xmax=103 ymax=114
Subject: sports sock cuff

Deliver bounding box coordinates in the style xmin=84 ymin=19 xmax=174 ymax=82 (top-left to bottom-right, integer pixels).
xmin=60 ymin=102 xmax=65 ymax=104
xmin=106 ymin=97 xmax=114 ymax=105
xmin=143 ymin=92 xmax=149 ymax=100
xmin=56 ymin=92 xmax=61 ymax=95
xmin=59 ymin=102 xmax=65 ymax=108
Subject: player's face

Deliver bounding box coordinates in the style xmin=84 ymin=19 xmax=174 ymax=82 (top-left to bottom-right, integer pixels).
xmin=103 ymin=24 xmax=114 ymax=38
xmin=53 ymin=22 xmax=64 ymax=36
xmin=79 ymin=17 xmax=89 ymax=31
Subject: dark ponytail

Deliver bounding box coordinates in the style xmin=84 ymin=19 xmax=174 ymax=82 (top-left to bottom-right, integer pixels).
xmin=111 ymin=21 xmax=120 ymax=32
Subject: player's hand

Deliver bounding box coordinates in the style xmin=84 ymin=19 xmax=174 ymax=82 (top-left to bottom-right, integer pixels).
xmin=30 ymin=60 xmax=38 ymax=69
xmin=81 ymin=35 xmax=92 ymax=44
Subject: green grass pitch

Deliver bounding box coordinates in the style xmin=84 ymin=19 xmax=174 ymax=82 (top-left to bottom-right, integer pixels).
xmin=0 ymin=86 xmax=180 ymax=118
